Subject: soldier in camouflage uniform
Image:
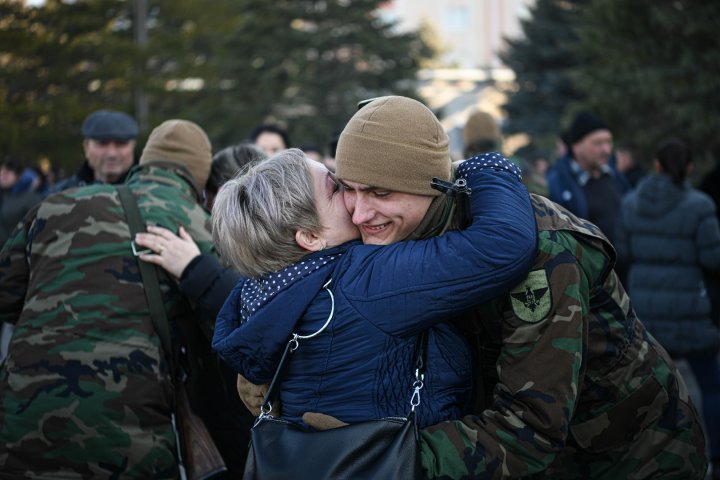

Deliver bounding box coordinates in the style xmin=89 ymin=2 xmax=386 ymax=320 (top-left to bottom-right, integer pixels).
xmin=420 ymin=192 xmax=707 ymax=479
xmin=292 ymin=96 xmax=708 ymax=479
xmin=0 ymin=120 xmax=216 ymax=478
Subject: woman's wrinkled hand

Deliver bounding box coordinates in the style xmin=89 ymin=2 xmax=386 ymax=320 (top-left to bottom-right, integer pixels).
xmin=134 ymin=225 xmax=200 ymax=279
xmin=237 ymin=374 xmax=271 ymax=417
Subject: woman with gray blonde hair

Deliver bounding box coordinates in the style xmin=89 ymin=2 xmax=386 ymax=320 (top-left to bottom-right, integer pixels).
xmin=212 ymin=148 xmax=345 ymax=277
xmin=211 ymin=148 xmax=534 ymax=429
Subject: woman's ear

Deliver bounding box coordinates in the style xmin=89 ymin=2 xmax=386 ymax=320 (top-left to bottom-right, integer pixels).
xmin=295 ymin=229 xmax=324 ymax=252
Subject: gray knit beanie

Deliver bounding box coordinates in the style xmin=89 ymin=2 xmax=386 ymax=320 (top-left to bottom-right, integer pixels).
xmin=336 ymin=96 xmax=451 ymax=196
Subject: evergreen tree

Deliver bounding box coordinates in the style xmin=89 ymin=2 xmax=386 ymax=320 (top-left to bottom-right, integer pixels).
xmin=0 ymin=0 xmax=137 ymax=170
xmin=572 ymin=0 xmax=720 ymax=170
xmin=0 ymin=0 xmax=431 ymax=169
xmin=498 ymin=0 xmax=588 ymax=159
xmin=143 ymin=0 xmax=430 ymax=152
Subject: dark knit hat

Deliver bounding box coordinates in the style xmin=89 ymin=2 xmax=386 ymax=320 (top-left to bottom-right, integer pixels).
xmin=139 ymin=119 xmax=212 ymax=189
xmin=565 ymin=111 xmax=610 ymax=145
xmin=82 ymin=110 xmax=138 ymax=141
xmin=336 ymin=96 xmax=451 ymax=197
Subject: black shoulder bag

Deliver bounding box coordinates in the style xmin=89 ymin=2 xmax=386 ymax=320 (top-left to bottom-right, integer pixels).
xmin=116 ymin=185 xmax=227 ymax=480
xmin=243 ymin=279 xmax=427 ymax=480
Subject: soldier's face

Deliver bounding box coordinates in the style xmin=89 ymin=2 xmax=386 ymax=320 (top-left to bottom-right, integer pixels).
xmin=83 ymin=138 xmax=135 ymax=184
xmin=339 ymin=179 xmax=433 ymax=246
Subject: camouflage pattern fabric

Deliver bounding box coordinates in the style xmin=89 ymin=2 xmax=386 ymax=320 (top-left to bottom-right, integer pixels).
xmin=0 ymin=164 xmax=216 ymax=479
xmin=421 ymin=194 xmax=708 ymax=479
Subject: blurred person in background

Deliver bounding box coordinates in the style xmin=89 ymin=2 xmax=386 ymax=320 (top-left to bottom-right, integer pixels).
xmin=700 ymin=148 xmax=720 ymax=224
xmin=0 ymin=157 xmax=42 ymax=248
xmin=249 ymin=123 xmax=290 ymax=156
xmin=615 ymin=142 xmax=647 ymax=189
xmin=48 ymin=110 xmax=138 ymax=194
xmin=616 ymin=138 xmax=720 ymax=479
xmin=300 ymin=144 xmax=324 ymax=164
xmin=462 ymin=108 xmax=502 ymax=158
xmin=463 ymin=108 xmax=548 ymax=196
xmin=0 ymin=157 xmax=43 ymax=368
xmin=323 ymin=131 xmax=341 ymax=173
xmin=547 ymin=111 xmax=630 ymax=244
xmin=700 ymin=149 xmax=720 ymax=331
xmin=205 ymin=143 xmax=266 ymax=210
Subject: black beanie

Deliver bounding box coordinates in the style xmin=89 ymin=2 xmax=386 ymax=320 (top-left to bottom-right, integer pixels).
xmin=565 ymin=111 xmax=610 ymax=145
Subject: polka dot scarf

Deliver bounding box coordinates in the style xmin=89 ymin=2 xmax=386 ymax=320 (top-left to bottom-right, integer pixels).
xmin=240 ymin=251 xmax=343 ymax=323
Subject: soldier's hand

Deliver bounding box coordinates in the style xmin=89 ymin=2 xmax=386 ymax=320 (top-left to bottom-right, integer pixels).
xmin=237 ymin=374 xmax=269 ymax=417
xmin=302 ymin=412 xmax=348 ymax=430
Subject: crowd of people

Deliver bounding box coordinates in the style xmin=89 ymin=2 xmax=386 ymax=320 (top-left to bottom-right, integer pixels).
xmin=0 ymin=97 xmax=718 ymax=479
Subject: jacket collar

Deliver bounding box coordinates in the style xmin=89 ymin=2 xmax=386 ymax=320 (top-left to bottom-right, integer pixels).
xmin=570 ymin=158 xmax=612 ymax=187
xmin=240 ymin=244 xmax=353 ymax=324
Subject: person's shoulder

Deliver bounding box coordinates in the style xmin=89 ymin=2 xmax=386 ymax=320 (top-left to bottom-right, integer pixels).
xmin=535 ymin=229 xmax=611 ymax=293
xmin=46 ymin=176 xmax=77 ymax=194
xmin=14 ymin=187 xmax=42 ymax=205
xmin=548 ymin=155 xmax=571 ymax=174
xmin=685 ymin=187 xmax=715 ymax=207
xmin=38 ymin=186 xmax=118 ymax=225
xmin=545 ymin=159 xmax=572 ymax=195
xmin=537 ymin=229 xmax=580 ymax=258
xmin=682 ymin=187 xmax=718 ymax=219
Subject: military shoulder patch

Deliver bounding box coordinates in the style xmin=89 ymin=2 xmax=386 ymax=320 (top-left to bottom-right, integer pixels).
xmin=509 ymin=269 xmax=551 ymax=323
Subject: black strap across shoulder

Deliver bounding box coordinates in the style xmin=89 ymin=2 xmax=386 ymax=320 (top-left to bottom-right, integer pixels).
xmin=116 ymin=185 xmax=174 ymax=368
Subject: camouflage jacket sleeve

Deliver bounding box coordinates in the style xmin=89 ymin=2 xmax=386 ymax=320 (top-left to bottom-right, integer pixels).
xmin=0 ymin=205 xmax=38 ymax=324
xmin=420 ymin=229 xmax=609 ymax=479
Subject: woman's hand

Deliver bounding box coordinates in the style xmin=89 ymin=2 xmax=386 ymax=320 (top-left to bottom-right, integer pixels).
xmin=134 ymin=225 xmax=201 ymax=279
xmin=237 ymin=374 xmax=270 ymax=417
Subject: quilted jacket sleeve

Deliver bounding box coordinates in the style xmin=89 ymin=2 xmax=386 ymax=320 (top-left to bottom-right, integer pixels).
xmin=342 ymin=153 xmax=537 ymax=336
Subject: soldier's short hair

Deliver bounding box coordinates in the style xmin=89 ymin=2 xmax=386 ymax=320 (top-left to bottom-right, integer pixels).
xmin=211 ymin=148 xmax=321 ymax=277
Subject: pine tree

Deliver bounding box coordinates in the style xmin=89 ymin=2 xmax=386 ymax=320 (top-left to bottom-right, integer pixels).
xmin=572 ymin=0 xmax=720 ymax=169
xmin=1 ymin=0 xmax=431 ymax=168
xmin=0 ymin=0 xmax=137 ymax=169
xmin=498 ymin=0 xmax=589 ymax=160
xmin=141 ymin=0 xmax=431 ymax=152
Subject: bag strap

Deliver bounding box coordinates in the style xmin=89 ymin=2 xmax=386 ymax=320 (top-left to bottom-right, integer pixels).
xmin=116 ymin=185 xmax=194 ymax=478
xmin=116 ymin=185 xmax=174 ymax=370
xmin=259 ymin=279 xmax=335 ymax=416
xmin=410 ymin=330 xmax=428 ymax=414
xmin=259 ymin=279 xmax=429 ymax=418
